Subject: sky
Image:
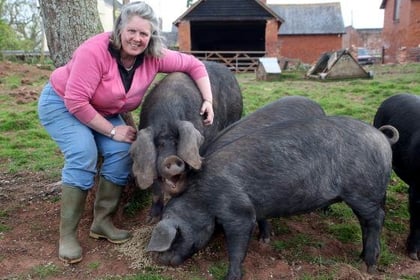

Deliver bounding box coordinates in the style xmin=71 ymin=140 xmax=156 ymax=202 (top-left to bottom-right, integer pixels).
xmin=143 ymin=0 xmax=384 ymax=32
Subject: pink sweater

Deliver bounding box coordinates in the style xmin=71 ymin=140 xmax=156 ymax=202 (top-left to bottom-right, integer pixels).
xmin=50 ymin=32 xmax=208 ymax=124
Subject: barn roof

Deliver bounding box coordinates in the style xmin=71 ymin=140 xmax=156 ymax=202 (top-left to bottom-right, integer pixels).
xmin=269 ymin=3 xmax=345 ymax=35
xmin=174 ymin=0 xmax=283 ymax=23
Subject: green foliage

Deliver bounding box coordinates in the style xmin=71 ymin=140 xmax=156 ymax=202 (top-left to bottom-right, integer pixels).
xmin=1 ymin=62 xmax=420 ymax=279
xmin=0 ymin=223 xmax=11 ymax=233
xmin=207 ymin=262 xmax=228 ymax=280
xmin=124 ymin=188 xmax=153 ymax=217
xmin=270 ymin=218 xmax=291 ymax=235
xmin=1 ymin=0 xmax=42 ymax=52
xmin=31 ymin=262 xmax=60 ymax=278
xmin=273 ymin=233 xmax=324 ymax=262
xmin=0 ymin=68 xmax=63 ymax=175
xmin=328 ymin=223 xmax=361 ymax=244
xmin=384 ymin=193 xmax=409 ymax=234
xmin=88 ymin=261 xmax=101 ymax=270
xmin=378 ymin=238 xmax=399 ymax=266
xmin=0 ymin=20 xmax=21 ymax=50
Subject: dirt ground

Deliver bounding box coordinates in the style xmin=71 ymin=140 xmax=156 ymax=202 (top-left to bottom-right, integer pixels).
xmin=1 ymin=61 xmax=420 ymax=280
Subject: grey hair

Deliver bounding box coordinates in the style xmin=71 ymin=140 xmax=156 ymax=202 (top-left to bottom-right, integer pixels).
xmin=110 ymin=1 xmax=166 ymax=57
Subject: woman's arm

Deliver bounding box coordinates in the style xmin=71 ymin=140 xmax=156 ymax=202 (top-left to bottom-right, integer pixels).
xmin=157 ymin=49 xmax=215 ymax=125
xmin=86 ymin=114 xmax=137 ymax=143
xmin=195 ymin=76 xmax=214 ymax=125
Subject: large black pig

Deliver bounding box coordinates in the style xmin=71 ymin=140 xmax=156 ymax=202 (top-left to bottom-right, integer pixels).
xmin=207 ymin=95 xmax=326 ymax=242
xmin=373 ymin=93 xmax=420 ymax=260
xmin=147 ymin=111 xmax=394 ymax=279
xmin=129 ymin=61 xmax=243 ymax=222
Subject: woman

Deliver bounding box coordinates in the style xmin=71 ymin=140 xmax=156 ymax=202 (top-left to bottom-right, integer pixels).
xmin=38 ymin=1 xmax=214 ymax=264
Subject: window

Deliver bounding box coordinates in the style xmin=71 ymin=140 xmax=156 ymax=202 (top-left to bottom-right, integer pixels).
xmin=393 ymin=0 xmax=401 ymax=21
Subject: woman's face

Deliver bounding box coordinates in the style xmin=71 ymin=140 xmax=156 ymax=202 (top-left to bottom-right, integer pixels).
xmin=120 ymin=15 xmax=151 ymax=57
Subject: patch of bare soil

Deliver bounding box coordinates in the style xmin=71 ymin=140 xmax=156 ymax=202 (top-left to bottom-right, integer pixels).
xmin=1 ymin=61 xmax=420 ymax=280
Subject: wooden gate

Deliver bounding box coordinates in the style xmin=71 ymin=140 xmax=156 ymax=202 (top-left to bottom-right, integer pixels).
xmin=182 ymin=51 xmax=266 ymax=73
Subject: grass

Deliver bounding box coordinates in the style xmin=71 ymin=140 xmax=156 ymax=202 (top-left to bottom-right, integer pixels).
xmin=0 ymin=67 xmax=63 ymax=177
xmin=1 ymin=61 xmax=420 ymax=279
xmin=31 ymin=262 xmax=60 ymax=279
xmin=1 ymin=63 xmax=419 ymax=176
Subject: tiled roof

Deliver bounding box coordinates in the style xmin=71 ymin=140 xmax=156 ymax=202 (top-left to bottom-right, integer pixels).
xmin=176 ymin=0 xmax=283 ymax=22
xmin=269 ymin=3 xmax=345 ymax=35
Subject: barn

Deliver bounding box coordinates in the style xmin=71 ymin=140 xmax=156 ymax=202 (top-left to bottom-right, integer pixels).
xmin=380 ymin=0 xmax=420 ymax=63
xmin=269 ymin=2 xmax=345 ymax=64
xmin=174 ymin=0 xmax=283 ymax=72
xmin=173 ymin=0 xmax=346 ymax=71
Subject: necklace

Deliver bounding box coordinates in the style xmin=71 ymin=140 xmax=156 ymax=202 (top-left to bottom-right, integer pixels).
xmin=125 ymin=65 xmax=134 ymax=71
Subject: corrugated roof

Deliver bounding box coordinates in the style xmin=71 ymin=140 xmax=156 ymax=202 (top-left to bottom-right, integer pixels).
xmin=175 ymin=0 xmax=283 ymax=22
xmin=269 ymin=3 xmax=345 ymax=35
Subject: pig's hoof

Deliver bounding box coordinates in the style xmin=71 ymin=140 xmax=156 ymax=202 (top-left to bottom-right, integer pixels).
xmin=366 ymin=264 xmax=377 ymax=274
xmin=146 ymin=215 xmax=161 ymax=225
xmin=408 ymin=251 xmax=419 ymax=260
xmin=259 ymin=237 xmax=270 ymax=244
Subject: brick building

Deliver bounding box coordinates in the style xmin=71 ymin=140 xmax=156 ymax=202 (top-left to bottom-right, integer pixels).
xmin=380 ymin=0 xmax=420 ymax=63
xmin=342 ymin=26 xmax=383 ymax=60
xmin=269 ymin=3 xmax=345 ymax=64
xmin=174 ymin=0 xmax=282 ymax=56
xmin=173 ymin=0 xmax=346 ymax=69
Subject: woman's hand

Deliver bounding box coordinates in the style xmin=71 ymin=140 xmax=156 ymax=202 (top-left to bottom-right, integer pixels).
xmin=200 ymin=100 xmax=214 ymax=126
xmin=112 ymin=125 xmax=137 ymax=143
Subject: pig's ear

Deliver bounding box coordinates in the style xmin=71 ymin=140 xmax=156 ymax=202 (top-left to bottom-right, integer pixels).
xmin=176 ymin=120 xmax=204 ymax=170
xmin=130 ymin=127 xmax=157 ymax=189
xmin=146 ymin=220 xmax=177 ymax=252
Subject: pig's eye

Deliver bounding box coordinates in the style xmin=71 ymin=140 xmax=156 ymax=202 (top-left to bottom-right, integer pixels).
xmin=156 ymin=137 xmax=177 ymax=150
xmin=157 ymin=140 xmax=165 ymax=149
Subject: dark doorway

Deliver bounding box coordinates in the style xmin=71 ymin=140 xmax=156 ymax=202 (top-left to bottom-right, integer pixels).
xmin=190 ymin=21 xmax=266 ymax=51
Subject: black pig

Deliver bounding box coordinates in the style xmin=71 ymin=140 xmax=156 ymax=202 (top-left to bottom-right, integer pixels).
xmin=130 ymin=61 xmax=243 ymax=223
xmin=208 ymin=95 xmax=326 ymax=242
xmin=373 ymin=93 xmax=420 ymax=260
xmin=147 ymin=112 xmax=394 ymax=279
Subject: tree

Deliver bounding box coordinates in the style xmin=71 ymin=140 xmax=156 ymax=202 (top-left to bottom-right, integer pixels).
xmin=0 ymin=19 xmax=20 ymax=50
xmin=38 ymin=0 xmax=103 ymax=67
xmin=187 ymin=0 xmax=194 ymax=8
xmin=0 ymin=0 xmax=42 ymax=51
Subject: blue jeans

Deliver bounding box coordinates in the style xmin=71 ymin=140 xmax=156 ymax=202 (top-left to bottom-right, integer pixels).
xmin=37 ymin=82 xmax=133 ymax=190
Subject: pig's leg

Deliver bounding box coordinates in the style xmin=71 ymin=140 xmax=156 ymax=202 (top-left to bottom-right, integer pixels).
xmin=147 ymin=181 xmax=164 ymax=224
xmin=257 ymin=219 xmax=271 ymax=243
xmin=407 ymin=183 xmax=420 ymax=260
xmin=222 ymin=218 xmax=256 ymax=280
xmin=351 ymin=203 xmax=385 ymax=273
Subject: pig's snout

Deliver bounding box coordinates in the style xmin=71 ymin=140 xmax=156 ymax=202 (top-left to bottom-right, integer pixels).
xmin=161 ymin=156 xmax=185 ymax=177
xmin=151 ymin=251 xmax=184 ymax=267
xmin=159 ymin=156 xmax=188 ymax=196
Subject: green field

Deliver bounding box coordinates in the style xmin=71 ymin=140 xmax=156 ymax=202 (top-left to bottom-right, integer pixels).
xmin=1 ymin=62 xmax=420 ymax=279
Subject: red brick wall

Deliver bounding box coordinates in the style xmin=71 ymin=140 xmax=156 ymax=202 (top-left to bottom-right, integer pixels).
xmin=382 ymin=0 xmax=420 ymax=63
xmin=278 ymin=34 xmax=343 ymax=64
xmin=407 ymin=1 xmax=420 ymax=47
xmin=343 ymin=27 xmax=383 ymax=51
xmin=342 ymin=26 xmax=383 ymax=58
xmin=265 ymin=19 xmax=280 ymax=57
xmin=177 ymin=21 xmax=191 ymax=52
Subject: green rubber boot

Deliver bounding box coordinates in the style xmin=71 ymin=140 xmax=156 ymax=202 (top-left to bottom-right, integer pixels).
xmin=89 ymin=177 xmax=131 ymax=243
xmin=59 ymin=185 xmax=87 ymax=264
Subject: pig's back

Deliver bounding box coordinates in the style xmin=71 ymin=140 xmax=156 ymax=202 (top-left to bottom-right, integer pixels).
xmin=197 ymin=116 xmax=392 ymax=217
